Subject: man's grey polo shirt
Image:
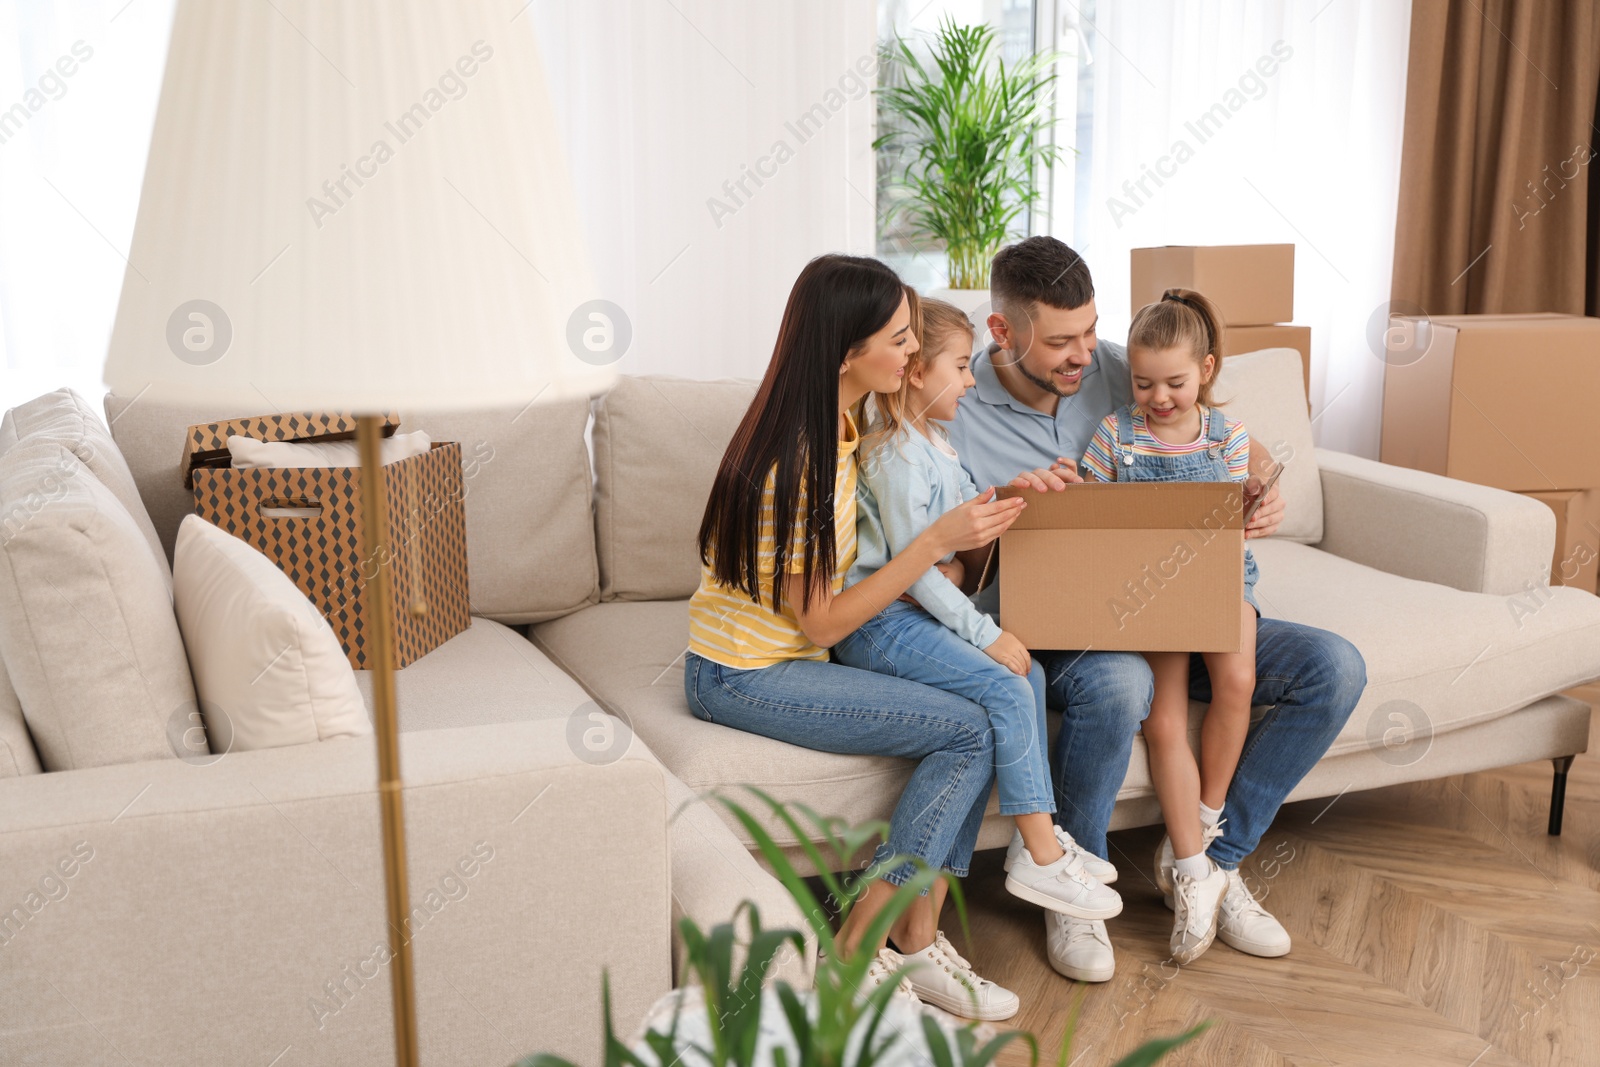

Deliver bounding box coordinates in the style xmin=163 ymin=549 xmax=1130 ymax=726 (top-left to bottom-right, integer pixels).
xmin=945 ymin=339 xmax=1135 ymax=491
xmin=944 ymin=339 xmax=1135 ymax=619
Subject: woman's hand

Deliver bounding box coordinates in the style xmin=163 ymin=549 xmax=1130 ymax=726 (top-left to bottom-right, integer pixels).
xmin=926 ymin=488 xmax=1026 ymax=554
xmin=984 ymin=630 xmax=1031 ymax=676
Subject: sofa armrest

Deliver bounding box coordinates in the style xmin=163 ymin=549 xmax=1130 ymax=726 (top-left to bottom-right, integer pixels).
xmin=662 ymin=773 xmax=816 ymax=988
xmin=1314 ymin=448 xmax=1555 ymax=595
xmin=0 ymin=720 xmax=671 ymax=1066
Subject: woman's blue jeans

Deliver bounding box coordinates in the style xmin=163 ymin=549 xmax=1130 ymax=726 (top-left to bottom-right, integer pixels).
xmin=834 ymin=601 xmax=1054 ymax=816
xmin=684 ymin=649 xmax=996 ymax=887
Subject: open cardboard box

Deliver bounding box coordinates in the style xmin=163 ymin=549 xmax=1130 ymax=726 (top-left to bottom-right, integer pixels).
xmin=993 ymin=483 xmax=1246 ymax=653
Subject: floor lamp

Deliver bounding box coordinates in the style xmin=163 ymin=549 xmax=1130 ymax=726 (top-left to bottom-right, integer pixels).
xmin=103 ymin=3 xmax=614 ymax=1063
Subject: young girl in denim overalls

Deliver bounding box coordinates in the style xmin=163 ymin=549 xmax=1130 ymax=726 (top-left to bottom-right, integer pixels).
xmin=1079 ymin=287 xmax=1261 ymax=965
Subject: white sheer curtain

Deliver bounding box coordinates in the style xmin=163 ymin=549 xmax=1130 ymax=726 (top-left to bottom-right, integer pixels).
xmin=0 ymin=0 xmax=175 ymax=410
xmin=531 ymin=0 xmax=878 ymax=382
xmin=1062 ymin=0 xmax=1412 ymax=458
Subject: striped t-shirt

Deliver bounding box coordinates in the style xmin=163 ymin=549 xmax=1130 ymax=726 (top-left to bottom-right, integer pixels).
xmin=1080 ymin=405 xmax=1249 ymax=482
xmin=687 ymin=416 xmax=860 ymax=669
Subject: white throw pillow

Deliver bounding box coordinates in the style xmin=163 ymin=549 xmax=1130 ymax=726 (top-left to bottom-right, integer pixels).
xmin=226 ymin=430 xmax=431 ymax=470
xmin=173 ymin=515 xmax=371 ymax=751
xmin=1211 ymin=347 xmax=1323 ymax=544
xmin=0 ymin=442 xmax=193 ymax=770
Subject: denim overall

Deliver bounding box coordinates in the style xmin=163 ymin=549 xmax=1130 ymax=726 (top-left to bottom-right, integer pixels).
xmin=1112 ymin=403 xmax=1260 ymax=614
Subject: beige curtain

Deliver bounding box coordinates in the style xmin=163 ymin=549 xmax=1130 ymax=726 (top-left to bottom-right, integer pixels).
xmin=1390 ymin=0 xmax=1600 ymax=315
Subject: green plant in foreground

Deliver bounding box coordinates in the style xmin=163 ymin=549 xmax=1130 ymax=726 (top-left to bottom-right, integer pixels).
xmin=875 ymin=18 xmax=1065 ymax=290
xmin=518 ymin=788 xmax=1207 ymax=1067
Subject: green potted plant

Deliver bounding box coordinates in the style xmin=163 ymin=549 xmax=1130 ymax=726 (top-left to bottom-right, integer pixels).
xmin=517 ymin=789 xmax=1206 ymax=1067
xmin=875 ymin=18 xmax=1066 ymax=307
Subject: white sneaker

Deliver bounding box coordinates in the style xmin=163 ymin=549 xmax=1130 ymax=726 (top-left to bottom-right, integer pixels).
xmin=1155 ymin=818 xmax=1227 ymax=906
xmin=859 ymin=947 xmax=921 ymax=1005
xmin=1045 ymin=913 xmax=1115 ymax=983
xmin=1003 ymin=827 xmax=1118 ymax=883
xmin=1217 ymin=868 xmax=1292 ymax=957
xmin=1169 ymin=863 xmax=1228 ymax=964
xmin=1005 ymin=847 xmax=1123 ymax=919
xmin=899 ymin=931 xmax=1020 ymax=1021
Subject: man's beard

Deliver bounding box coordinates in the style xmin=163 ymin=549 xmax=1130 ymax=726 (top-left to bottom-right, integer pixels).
xmin=1018 ymin=360 xmax=1080 ymax=398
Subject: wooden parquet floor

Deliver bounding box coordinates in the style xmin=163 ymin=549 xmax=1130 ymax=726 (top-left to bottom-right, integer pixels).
xmin=947 ymin=693 xmax=1600 ymax=1067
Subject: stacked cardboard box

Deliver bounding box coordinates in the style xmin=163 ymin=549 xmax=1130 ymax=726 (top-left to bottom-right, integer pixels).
xmin=1380 ymin=313 xmax=1600 ymax=592
xmin=1131 ymin=244 xmax=1312 ymax=397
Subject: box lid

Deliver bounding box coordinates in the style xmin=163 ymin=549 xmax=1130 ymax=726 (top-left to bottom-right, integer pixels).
xmin=182 ymin=411 xmax=400 ymax=487
xmin=997 ymin=482 xmax=1245 ymax=531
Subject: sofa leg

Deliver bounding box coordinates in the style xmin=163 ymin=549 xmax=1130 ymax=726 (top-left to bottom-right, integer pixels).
xmin=1548 ymin=755 xmax=1576 ymax=836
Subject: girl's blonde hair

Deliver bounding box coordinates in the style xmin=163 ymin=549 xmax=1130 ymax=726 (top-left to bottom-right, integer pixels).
xmin=1127 ymin=287 xmax=1226 ymax=408
xmin=865 ymin=287 xmax=975 ymax=442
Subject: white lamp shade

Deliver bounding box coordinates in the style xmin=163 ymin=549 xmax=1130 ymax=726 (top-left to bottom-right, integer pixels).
xmin=104 ymin=1 xmax=615 ymax=410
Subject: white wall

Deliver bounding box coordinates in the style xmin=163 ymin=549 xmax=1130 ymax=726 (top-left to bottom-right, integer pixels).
xmin=1065 ymin=0 xmax=1412 ymax=458
xmin=0 ymin=0 xmax=175 ymax=410
xmin=531 ymin=0 xmax=878 ymax=383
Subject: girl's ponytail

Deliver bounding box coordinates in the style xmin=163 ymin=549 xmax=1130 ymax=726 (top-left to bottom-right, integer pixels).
xmin=1128 ymin=287 xmax=1228 ymax=407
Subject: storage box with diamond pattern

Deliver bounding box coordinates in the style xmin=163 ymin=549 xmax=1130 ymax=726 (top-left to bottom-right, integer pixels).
xmin=183 ymin=411 xmax=470 ymax=669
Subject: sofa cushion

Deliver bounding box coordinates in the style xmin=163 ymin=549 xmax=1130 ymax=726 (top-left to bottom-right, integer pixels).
xmin=103 ymin=393 xmax=599 ymax=623
xmin=1249 ymin=538 xmax=1600 ymax=755
xmin=0 ymin=657 xmax=42 ymax=777
xmin=593 ymin=376 xmax=757 ymax=601
xmin=531 ymin=600 xmax=915 ymax=848
xmin=0 ymin=442 xmax=192 ymax=770
xmin=358 ymin=616 xmax=598 ymax=733
xmin=173 ymin=516 xmax=371 ymax=751
xmin=2 ymin=388 xmax=170 ymax=580
xmin=1211 ymin=347 xmax=1322 ymax=543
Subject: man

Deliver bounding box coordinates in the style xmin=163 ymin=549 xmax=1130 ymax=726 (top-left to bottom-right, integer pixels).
xmin=946 ymin=236 xmax=1367 ymax=982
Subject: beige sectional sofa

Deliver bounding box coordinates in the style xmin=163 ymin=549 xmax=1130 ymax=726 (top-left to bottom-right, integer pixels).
xmin=533 ymin=350 xmax=1599 ymax=868
xmin=1 ymin=346 xmax=1596 ymax=1064
xmin=0 ymin=389 xmax=801 ymax=1067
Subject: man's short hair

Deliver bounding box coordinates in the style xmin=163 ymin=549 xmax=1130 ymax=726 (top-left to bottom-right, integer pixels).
xmin=989 ymin=236 xmax=1095 ymax=317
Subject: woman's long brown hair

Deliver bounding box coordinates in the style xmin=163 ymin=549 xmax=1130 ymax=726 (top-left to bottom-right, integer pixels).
xmin=696 ymin=254 xmax=906 ymax=612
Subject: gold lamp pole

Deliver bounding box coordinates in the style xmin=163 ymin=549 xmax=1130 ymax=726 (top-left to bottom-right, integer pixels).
xmin=357 ymin=414 xmax=420 ymax=1067
xmin=100 ymin=6 xmax=617 ymax=1064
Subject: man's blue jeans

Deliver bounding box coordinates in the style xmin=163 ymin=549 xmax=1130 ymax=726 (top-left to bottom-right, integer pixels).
xmin=1038 ymin=618 xmax=1366 ymax=871
xmin=684 ymin=650 xmax=996 ymax=887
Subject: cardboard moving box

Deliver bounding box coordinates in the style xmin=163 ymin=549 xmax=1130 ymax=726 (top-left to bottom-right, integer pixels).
xmin=183 ymin=411 xmax=471 ymax=669
xmin=1380 ymin=313 xmax=1600 ymax=492
xmin=1520 ymin=489 xmax=1600 ymax=592
xmin=1130 ymin=244 xmax=1295 ymax=326
xmin=994 ymin=483 xmax=1245 ymax=653
xmin=1223 ymin=324 xmax=1311 ymax=398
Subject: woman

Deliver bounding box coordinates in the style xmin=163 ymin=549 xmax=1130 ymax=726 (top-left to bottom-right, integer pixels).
xmin=684 ymin=253 xmax=1026 ymax=1021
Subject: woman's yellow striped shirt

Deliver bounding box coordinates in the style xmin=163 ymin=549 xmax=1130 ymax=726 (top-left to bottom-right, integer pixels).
xmin=688 ymin=416 xmax=860 ymax=669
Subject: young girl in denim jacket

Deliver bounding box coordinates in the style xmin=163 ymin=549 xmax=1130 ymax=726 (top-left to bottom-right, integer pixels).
xmin=1079 ymin=287 xmax=1261 ymax=964
xmin=835 ymin=293 xmax=1123 ymax=953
